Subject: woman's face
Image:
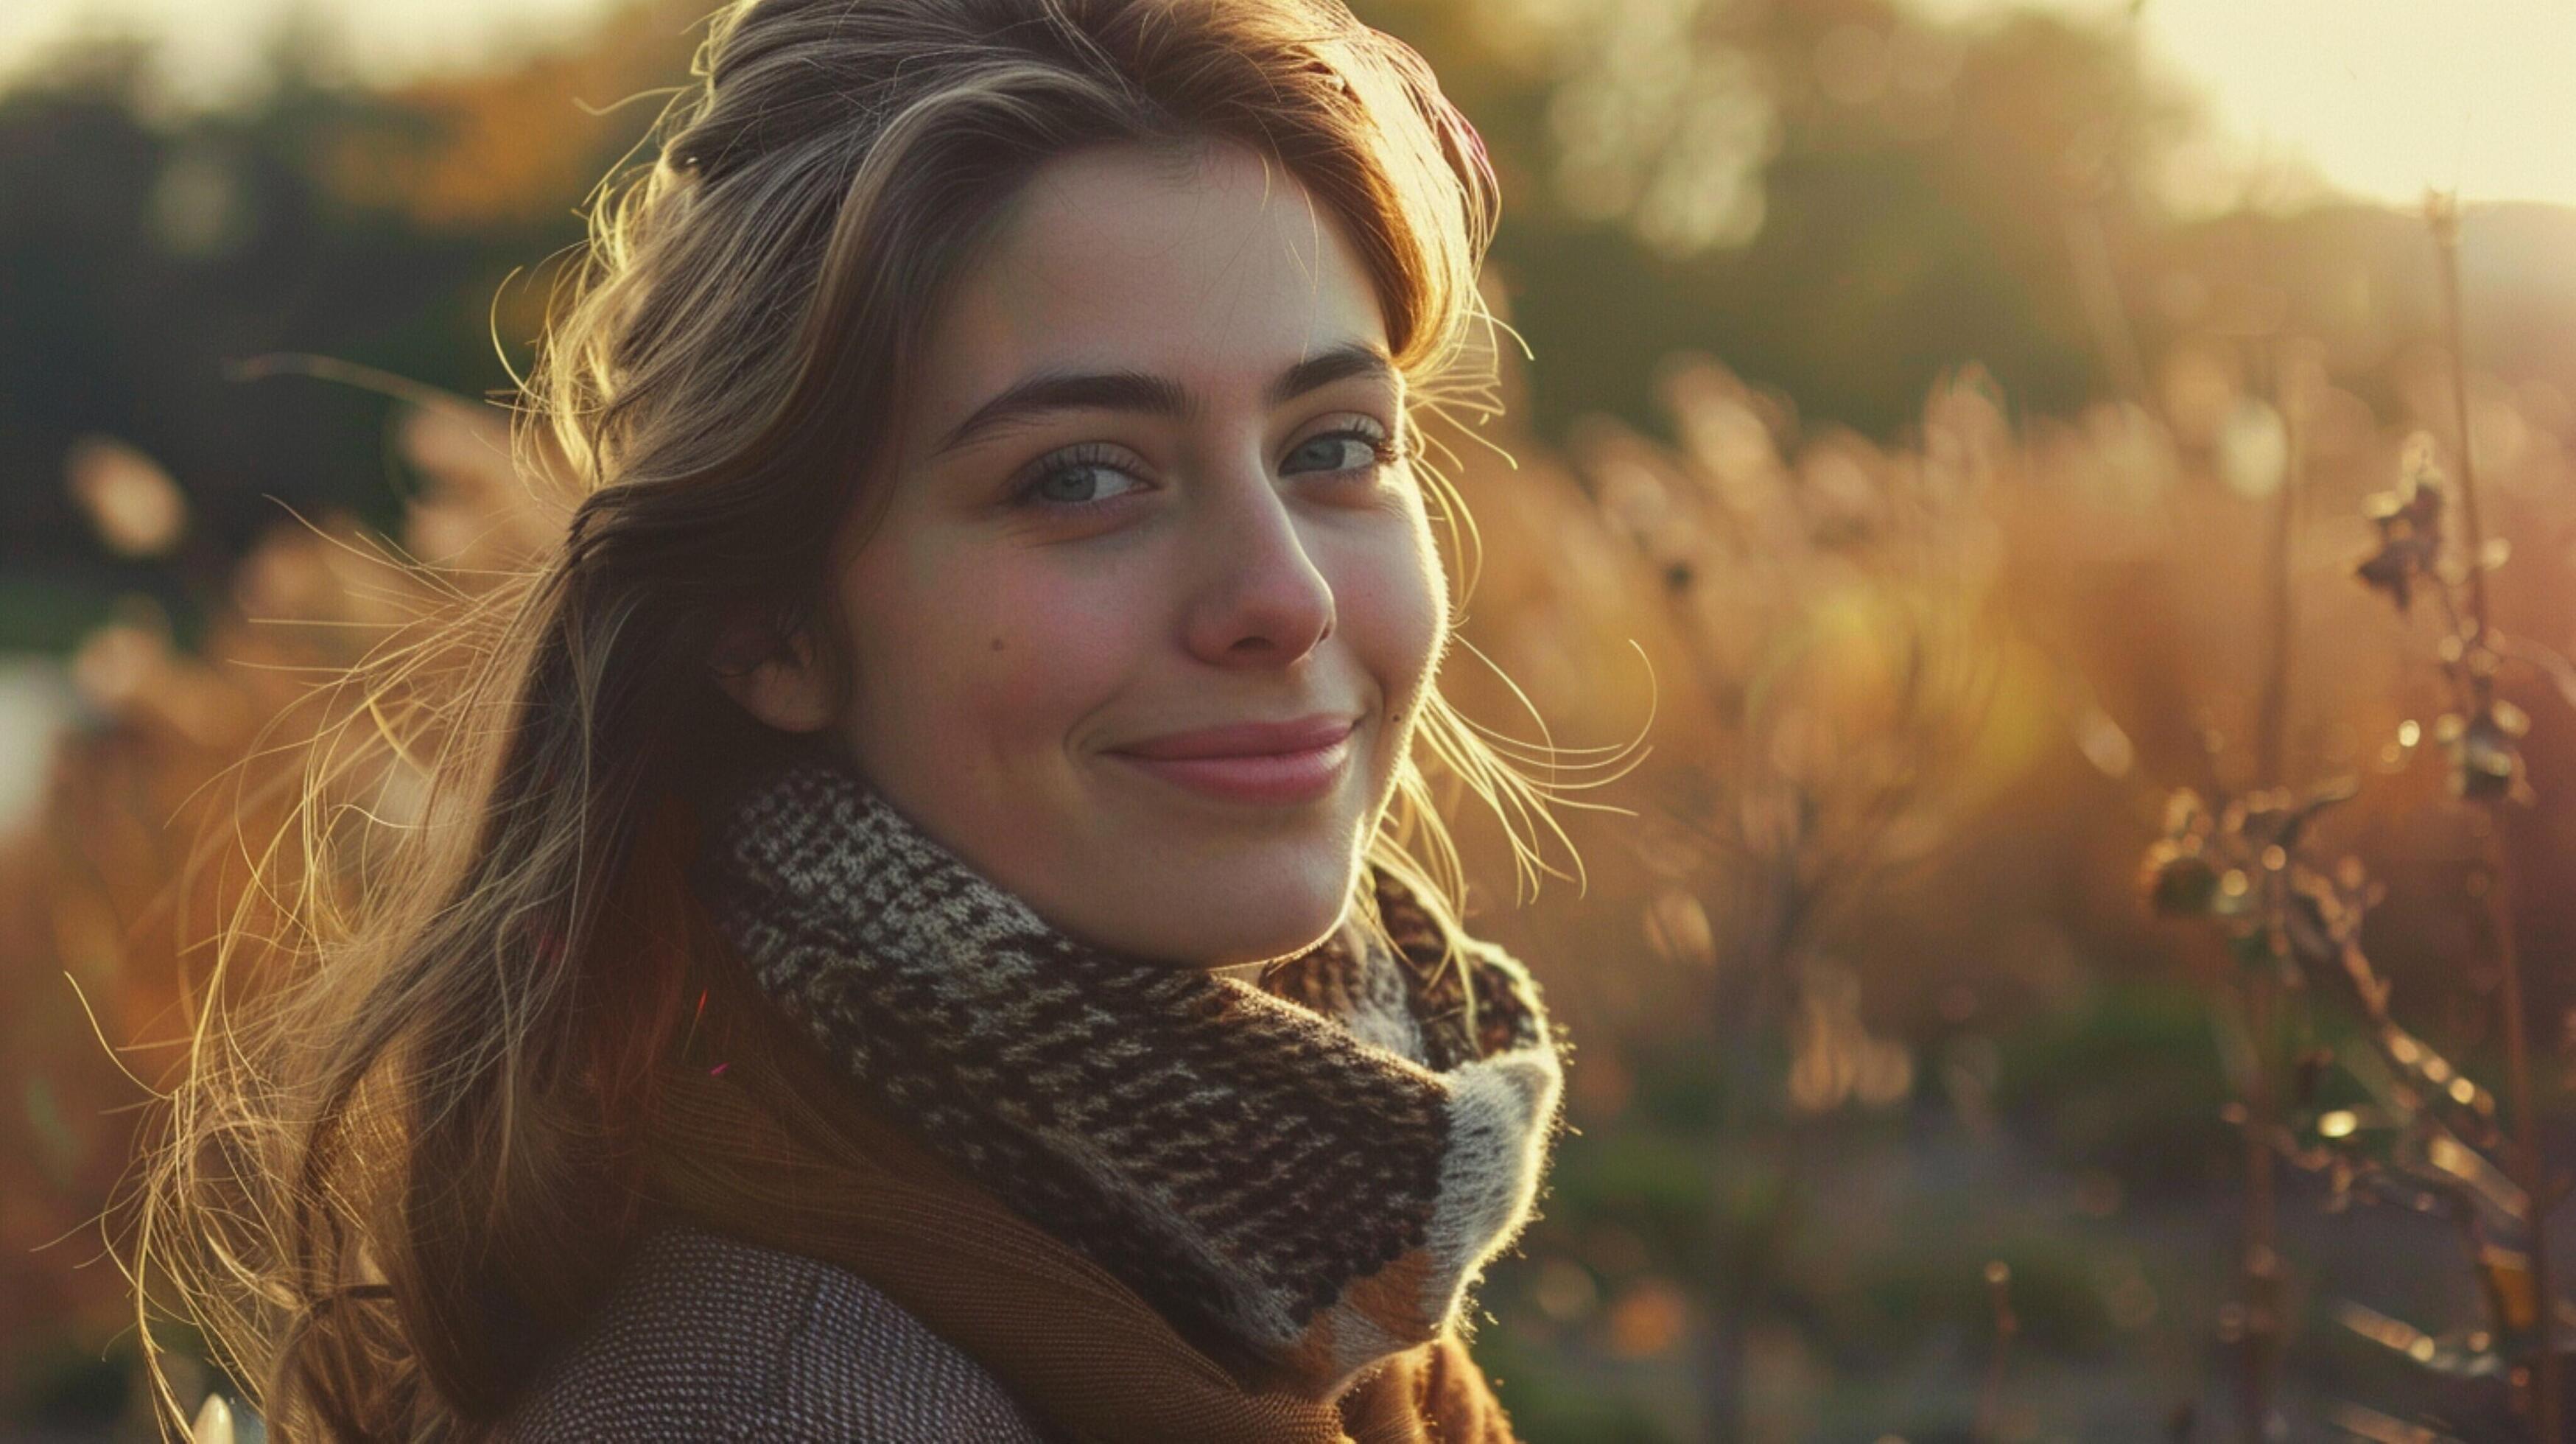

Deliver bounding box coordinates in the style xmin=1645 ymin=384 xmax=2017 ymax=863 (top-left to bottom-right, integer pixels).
xmin=722 ymin=139 xmax=1449 ymax=968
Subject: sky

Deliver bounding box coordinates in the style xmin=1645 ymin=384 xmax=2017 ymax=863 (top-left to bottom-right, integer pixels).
xmin=2 ymin=0 xmax=2572 ymax=211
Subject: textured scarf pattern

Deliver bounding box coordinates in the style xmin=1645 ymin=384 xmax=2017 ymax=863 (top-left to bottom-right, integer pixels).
xmin=690 ymin=754 xmax=1568 ymax=1403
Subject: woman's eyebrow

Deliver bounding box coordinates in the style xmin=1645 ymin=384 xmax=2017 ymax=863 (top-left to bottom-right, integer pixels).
xmin=932 ymin=340 xmax=1395 ymax=458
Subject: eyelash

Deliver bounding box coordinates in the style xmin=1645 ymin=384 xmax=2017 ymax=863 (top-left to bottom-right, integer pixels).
xmin=1010 ymin=425 xmax=1408 ymax=515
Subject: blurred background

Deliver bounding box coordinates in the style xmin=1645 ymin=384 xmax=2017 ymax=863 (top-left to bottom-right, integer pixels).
xmin=7 ymin=0 xmax=2576 ymax=1440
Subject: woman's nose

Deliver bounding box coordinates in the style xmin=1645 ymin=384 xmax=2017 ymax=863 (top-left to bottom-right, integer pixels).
xmin=1180 ymin=457 xmax=1337 ymax=667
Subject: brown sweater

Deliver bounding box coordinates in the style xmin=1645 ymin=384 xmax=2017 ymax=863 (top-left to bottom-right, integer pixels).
xmin=496 ymin=1222 xmax=1055 ymax=1441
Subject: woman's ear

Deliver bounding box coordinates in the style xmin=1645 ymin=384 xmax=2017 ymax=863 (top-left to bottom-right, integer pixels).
xmin=709 ymin=611 xmax=835 ymax=735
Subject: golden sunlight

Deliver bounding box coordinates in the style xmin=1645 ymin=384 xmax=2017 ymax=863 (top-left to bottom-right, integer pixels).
xmin=1946 ymin=0 xmax=2576 ymax=211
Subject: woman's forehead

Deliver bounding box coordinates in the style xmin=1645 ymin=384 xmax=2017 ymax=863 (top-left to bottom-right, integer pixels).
xmin=916 ymin=141 xmax=1391 ymax=414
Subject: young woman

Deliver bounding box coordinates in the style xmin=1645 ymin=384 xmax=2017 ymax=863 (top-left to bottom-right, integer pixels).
xmin=130 ymin=0 xmax=1592 ymax=1437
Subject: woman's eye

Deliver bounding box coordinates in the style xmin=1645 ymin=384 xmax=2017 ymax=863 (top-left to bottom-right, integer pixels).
xmin=1014 ymin=447 xmax=1148 ymax=511
xmin=1012 ymin=427 xmax=1400 ymax=515
xmin=1283 ymin=428 xmax=1400 ymax=476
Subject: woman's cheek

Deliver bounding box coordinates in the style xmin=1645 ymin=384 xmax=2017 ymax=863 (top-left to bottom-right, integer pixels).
xmin=1341 ymin=520 xmax=1449 ymax=730
xmin=969 ymin=561 xmax=1137 ymax=747
xmin=1393 ymin=510 xmax=1452 ymax=691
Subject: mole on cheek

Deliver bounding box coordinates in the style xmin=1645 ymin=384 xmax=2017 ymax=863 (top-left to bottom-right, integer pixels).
xmin=989 ymin=637 xmax=1006 ymax=653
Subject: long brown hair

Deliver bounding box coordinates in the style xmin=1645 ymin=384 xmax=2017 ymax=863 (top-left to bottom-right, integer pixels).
xmin=122 ymin=0 xmax=1609 ymax=1437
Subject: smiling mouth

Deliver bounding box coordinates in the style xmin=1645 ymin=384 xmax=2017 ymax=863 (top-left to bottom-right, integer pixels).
xmin=1106 ymin=717 xmax=1359 ymax=806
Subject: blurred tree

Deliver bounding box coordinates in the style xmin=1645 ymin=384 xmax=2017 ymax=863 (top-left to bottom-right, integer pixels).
xmin=0 ymin=7 xmax=686 ymax=649
xmin=1356 ymin=0 xmax=2200 ymax=442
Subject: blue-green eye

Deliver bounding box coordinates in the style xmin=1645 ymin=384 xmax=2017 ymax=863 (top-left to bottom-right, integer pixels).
xmin=1285 ymin=426 xmax=1403 ymax=477
xmin=1013 ymin=443 xmax=1148 ymax=512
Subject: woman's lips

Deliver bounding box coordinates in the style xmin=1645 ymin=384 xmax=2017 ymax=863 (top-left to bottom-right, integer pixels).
xmin=1108 ymin=718 xmax=1359 ymax=805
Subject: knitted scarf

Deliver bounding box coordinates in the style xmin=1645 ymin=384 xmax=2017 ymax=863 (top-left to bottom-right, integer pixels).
xmin=682 ymin=751 xmax=1568 ymax=1409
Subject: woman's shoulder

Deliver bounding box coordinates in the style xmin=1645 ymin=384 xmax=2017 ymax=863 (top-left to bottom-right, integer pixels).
xmin=495 ymin=1222 xmax=1053 ymax=1442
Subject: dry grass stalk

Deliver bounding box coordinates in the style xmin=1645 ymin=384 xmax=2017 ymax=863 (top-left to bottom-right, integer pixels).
xmin=2141 ymin=195 xmax=2569 ymax=1440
